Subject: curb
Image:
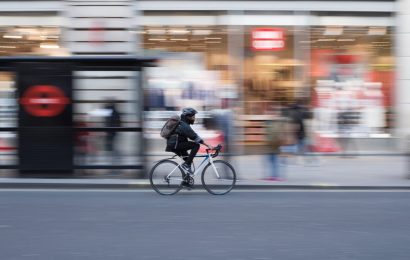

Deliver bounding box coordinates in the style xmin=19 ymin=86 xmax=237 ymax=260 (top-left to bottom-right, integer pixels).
xmin=1 ymin=180 xmax=410 ymax=190
xmin=233 ymin=185 xmax=410 ymax=190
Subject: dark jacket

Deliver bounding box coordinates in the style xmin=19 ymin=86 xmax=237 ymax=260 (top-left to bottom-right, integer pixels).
xmin=104 ymin=105 xmax=122 ymax=138
xmin=104 ymin=105 xmax=122 ymax=128
xmin=166 ymin=115 xmax=203 ymax=151
xmin=287 ymin=105 xmax=306 ymax=141
xmin=266 ymin=119 xmax=285 ymax=154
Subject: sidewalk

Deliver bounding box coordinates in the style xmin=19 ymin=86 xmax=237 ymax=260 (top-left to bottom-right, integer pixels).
xmin=0 ymin=154 xmax=409 ymax=189
xmin=232 ymin=154 xmax=410 ymax=188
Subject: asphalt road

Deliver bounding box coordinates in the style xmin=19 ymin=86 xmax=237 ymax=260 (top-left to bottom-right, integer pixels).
xmin=1 ymin=189 xmax=410 ymax=260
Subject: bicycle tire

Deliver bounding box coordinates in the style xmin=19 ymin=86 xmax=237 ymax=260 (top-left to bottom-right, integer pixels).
xmin=201 ymin=160 xmax=236 ymax=195
xmin=150 ymin=159 xmax=184 ymax=195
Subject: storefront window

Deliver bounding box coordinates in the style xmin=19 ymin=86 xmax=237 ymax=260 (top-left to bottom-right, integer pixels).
xmin=140 ymin=15 xmax=395 ymax=146
xmin=141 ymin=21 xmax=234 ymax=152
xmin=241 ymin=23 xmax=394 ymax=144
xmin=142 ymin=24 xmax=231 ymax=112
xmin=243 ymin=26 xmax=303 ymax=115
xmin=0 ymin=72 xmax=17 ymax=166
xmin=310 ymin=26 xmax=394 ymax=136
xmin=0 ymin=26 xmax=62 ymax=56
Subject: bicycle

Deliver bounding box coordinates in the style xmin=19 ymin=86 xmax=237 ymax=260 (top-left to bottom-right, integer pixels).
xmin=149 ymin=144 xmax=236 ymax=195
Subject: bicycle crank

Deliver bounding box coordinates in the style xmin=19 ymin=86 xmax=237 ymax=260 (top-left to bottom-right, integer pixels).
xmin=187 ymin=176 xmax=194 ymax=186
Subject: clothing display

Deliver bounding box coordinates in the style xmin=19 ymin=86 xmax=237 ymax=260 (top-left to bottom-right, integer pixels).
xmin=314 ymin=81 xmax=387 ymax=136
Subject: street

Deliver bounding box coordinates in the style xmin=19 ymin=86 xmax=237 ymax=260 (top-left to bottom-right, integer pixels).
xmin=1 ymin=190 xmax=410 ymax=260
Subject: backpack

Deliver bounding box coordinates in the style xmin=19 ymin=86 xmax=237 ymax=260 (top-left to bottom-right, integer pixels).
xmin=160 ymin=115 xmax=181 ymax=139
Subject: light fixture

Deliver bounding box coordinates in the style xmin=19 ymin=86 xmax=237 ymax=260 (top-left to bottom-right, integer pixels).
xmin=324 ymin=26 xmax=343 ymax=36
xmin=0 ymin=46 xmax=16 ymax=49
xmin=368 ymin=27 xmax=386 ymax=36
xmin=3 ymin=35 xmax=22 ymax=39
xmin=317 ymin=39 xmax=336 ymax=42
xmin=169 ymin=29 xmax=190 ymax=35
xmin=205 ymin=37 xmax=221 ymax=40
xmin=337 ymin=39 xmax=355 ymax=42
xmin=148 ymin=38 xmax=167 ymax=41
xmin=192 ymin=29 xmax=212 ymax=35
xmin=40 ymin=43 xmax=59 ymax=49
xmin=170 ymin=38 xmax=188 ymax=41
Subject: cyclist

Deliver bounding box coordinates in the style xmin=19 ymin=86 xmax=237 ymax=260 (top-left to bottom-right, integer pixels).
xmin=166 ymin=107 xmax=214 ymax=176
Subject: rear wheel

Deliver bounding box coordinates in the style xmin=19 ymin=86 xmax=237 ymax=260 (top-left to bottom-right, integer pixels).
xmin=150 ymin=159 xmax=184 ymax=195
xmin=201 ymin=160 xmax=236 ymax=195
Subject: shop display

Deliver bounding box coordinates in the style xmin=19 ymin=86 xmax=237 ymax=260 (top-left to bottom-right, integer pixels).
xmin=314 ymin=80 xmax=385 ymax=137
xmin=142 ymin=23 xmax=394 ymax=147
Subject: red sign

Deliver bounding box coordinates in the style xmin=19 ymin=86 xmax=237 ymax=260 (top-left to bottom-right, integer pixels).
xmin=20 ymin=85 xmax=70 ymax=117
xmin=252 ymin=28 xmax=285 ymax=51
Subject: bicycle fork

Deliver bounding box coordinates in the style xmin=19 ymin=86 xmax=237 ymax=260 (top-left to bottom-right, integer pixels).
xmin=209 ymin=156 xmax=221 ymax=179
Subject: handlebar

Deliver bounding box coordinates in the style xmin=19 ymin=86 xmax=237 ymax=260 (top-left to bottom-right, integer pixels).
xmin=206 ymin=144 xmax=222 ymax=158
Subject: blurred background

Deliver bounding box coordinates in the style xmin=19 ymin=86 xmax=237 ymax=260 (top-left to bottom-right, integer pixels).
xmin=0 ymin=0 xmax=405 ymax=179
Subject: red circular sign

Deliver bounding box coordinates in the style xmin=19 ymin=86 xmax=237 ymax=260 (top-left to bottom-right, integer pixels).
xmin=20 ymin=85 xmax=70 ymax=117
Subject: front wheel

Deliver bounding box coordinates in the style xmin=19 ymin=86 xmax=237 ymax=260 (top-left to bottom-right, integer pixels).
xmin=150 ymin=159 xmax=184 ymax=195
xmin=201 ymin=160 xmax=236 ymax=195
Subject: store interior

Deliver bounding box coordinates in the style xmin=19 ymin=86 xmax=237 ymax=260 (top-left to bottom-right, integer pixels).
xmin=0 ymin=22 xmax=396 ymax=145
xmin=0 ymin=26 xmax=62 ymax=56
xmin=141 ymin=23 xmax=394 ymax=144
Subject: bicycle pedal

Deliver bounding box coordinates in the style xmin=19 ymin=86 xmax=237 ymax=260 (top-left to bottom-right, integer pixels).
xmin=181 ymin=182 xmax=193 ymax=189
xmin=181 ymin=175 xmax=194 ymax=190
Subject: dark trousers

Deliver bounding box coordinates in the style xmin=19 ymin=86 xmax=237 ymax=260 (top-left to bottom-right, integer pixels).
xmin=173 ymin=141 xmax=200 ymax=165
xmin=106 ymin=133 xmax=117 ymax=152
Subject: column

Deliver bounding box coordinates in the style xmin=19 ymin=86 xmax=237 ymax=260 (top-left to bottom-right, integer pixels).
xmin=293 ymin=11 xmax=311 ymax=100
xmin=396 ymin=0 xmax=410 ymax=149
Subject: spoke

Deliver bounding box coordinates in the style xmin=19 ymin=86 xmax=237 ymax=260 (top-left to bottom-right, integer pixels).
xmin=202 ymin=160 xmax=236 ymax=195
xmin=150 ymin=160 xmax=184 ymax=195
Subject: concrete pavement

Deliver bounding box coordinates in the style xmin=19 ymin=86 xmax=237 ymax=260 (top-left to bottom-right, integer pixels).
xmin=2 ymin=190 xmax=410 ymax=260
xmin=0 ymin=154 xmax=409 ymax=189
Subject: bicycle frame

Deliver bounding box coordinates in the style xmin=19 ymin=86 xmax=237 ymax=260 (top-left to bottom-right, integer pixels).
xmin=166 ymin=153 xmax=221 ymax=180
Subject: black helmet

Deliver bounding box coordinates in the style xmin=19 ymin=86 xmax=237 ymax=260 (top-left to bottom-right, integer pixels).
xmin=181 ymin=107 xmax=198 ymax=117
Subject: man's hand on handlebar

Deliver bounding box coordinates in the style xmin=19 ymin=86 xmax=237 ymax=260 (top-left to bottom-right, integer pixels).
xmin=205 ymin=144 xmax=214 ymax=150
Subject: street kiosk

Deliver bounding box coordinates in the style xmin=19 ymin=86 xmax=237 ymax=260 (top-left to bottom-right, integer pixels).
xmin=0 ymin=56 xmax=156 ymax=176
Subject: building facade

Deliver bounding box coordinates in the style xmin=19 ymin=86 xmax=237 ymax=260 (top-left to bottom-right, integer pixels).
xmin=0 ymin=0 xmax=403 ymax=151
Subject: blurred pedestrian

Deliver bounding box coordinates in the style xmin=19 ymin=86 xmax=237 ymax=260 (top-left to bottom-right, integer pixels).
xmin=103 ymin=100 xmax=122 ymax=167
xmin=337 ymin=108 xmax=358 ymax=157
xmin=265 ymin=116 xmax=286 ymax=181
xmin=209 ymin=99 xmax=236 ymax=161
xmin=303 ymin=111 xmax=321 ymax=166
xmin=288 ymin=102 xmax=307 ymax=155
xmin=74 ymin=116 xmax=90 ymax=165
